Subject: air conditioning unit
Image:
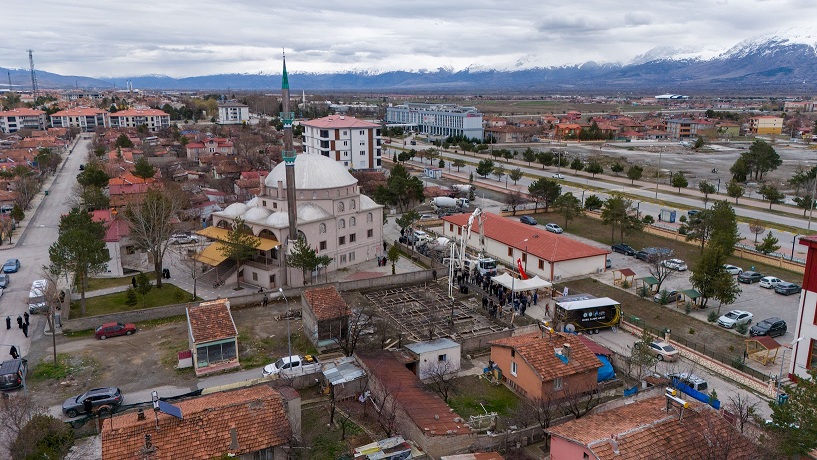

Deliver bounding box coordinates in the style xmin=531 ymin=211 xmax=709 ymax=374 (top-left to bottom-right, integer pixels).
xmin=554 ymin=275 xmax=562 ymax=281
xmin=597 ymin=268 xmax=604 ymax=274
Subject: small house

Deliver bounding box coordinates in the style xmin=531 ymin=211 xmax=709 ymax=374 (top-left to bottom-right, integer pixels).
xmin=187 ymin=299 xmax=239 ymax=376
xmin=404 ymin=338 xmax=462 ymax=380
xmin=302 ymin=286 xmax=349 ymax=348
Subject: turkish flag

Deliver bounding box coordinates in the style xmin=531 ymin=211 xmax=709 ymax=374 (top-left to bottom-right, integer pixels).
xmin=517 ymin=258 xmax=528 ymax=280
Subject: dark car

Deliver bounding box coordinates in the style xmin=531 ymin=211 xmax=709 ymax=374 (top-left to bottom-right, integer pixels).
xmin=0 ymin=274 xmax=9 ymax=289
xmin=653 ymin=290 xmax=683 ymax=304
xmin=750 ymin=318 xmax=787 ymax=337
xmin=611 ymin=243 xmax=636 ymax=256
xmin=520 ymin=216 xmax=537 ymax=225
xmin=737 ymin=271 xmax=763 ymax=284
xmin=62 ymin=387 xmax=123 ymax=418
xmin=0 ymin=359 xmax=26 ymax=391
xmin=774 ymin=282 xmax=801 ymax=296
xmin=95 ymin=322 xmax=137 ymax=340
xmin=687 ymin=209 xmax=702 ymax=217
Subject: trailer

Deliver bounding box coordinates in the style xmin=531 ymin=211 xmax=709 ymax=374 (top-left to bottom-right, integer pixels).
xmin=554 ymin=295 xmax=621 ymax=334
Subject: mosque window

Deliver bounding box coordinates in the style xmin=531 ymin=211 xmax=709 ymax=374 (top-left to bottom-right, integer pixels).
xmin=350 ymin=217 xmax=356 ymax=227
xmin=312 ymin=192 xmax=317 ymax=199
xmin=338 ymin=219 xmax=346 ymax=229
xmin=350 ymin=199 xmax=356 ymax=209
xmin=319 ymin=223 xmax=327 ymax=234
xmin=338 ymin=202 xmax=345 ymax=212
xmin=367 ymin=212 xmax=373 ymax=223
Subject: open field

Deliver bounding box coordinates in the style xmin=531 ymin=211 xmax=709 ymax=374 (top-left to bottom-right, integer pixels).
xmin=71 ymin=284 xmax=195 ymax=317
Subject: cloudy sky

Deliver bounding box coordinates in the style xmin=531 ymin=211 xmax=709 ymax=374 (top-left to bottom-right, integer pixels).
xmin=2 ymin=0 xmax=815 ymax=78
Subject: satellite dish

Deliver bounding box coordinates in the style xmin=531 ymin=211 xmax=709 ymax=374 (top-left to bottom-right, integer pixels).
xmin=564 ymin=324 xmax=576 ymax=333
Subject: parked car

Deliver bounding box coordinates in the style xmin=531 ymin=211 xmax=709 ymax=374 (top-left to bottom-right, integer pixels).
xmin=750 ymin=317 xmax=787 ymax=337
xmin=520 ymin=216 xmax=537 ymax=225
xmin=2 ymin=258 xmax=20 ymax=273
xmin=737 ymin=271 xmax=763 ymax=284
xmin=637 ymin=340 xmax=680 ymax=362
xmin=0 ymin=274 xmax=9 ymax=289
xmin=635 ymin=247 xmax=672 ymax=262
xmin=723 ymin=264 xmax=743 ymax=275
xmin=0 ymin=359 xmax=26 ymax=391
xmin=687 ymin=209 xmax=702 ymax=217
xmin=667 ymin=372 xmax=708 ymax=391
xmin=717 ymin=310 xmax=753 ymax=328
xmin=653 ymin=290 xmax=683 ymax=304
xmin=419 ymin=214 xmax=436 ymax=221
xmin=95 ymin=322 xmax=137 ymax=340
xmin=611 ymin=243 xmax=636 ymax=256
xmin=661 ymin=259 xmax=688 ymax=271
xmin=545 ymin=223 xmax=563 ymax=234
xmin=262 ymin=354 xmax=321 ymax=378
xmin=169 ymin=233 xmax=199 ymax=245
xmin=62 ymin=387 xmax=123 ymax=418
xmin=774 ymin=282 xmax=802 ymax=296
xmin=759 ymin=276 xmax=782 ymax=289
xmin=551 ymin=173 xmax=564 ymax=179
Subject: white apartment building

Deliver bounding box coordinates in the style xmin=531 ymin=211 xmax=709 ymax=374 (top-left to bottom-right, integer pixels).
xmin=218 ymin=101 xmax=250 ymax=125
xmin=386 ymin=103 xmax=484 ymax=140
xmin=109 ymin=108 xmax=170 ymax=132
xmin=50 ymin=107 xmax=110 ymax=131
xmin=0 ymin=108 xmax=47 ymax=133
xmin=301 ymin=115 xmax=383 ymax=170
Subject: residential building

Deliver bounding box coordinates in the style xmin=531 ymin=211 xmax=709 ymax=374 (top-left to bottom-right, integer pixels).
xmin=441 ymin=213 xmax=609 ymax=281
xmin=405 ymin=338 xmax=461 ymax=380
xmin=748 ymin=115 xmax=784 ymax=135
xmin=386 ymin=103 xmax=483 ymax=140
xmin=101 ymin=385 xmax=295 ymax=459
xmin=555 ymin=123 xmax=582 ymax=139
xmin=665 ymin=118 xmax=710 ymax=139
xmin=547 ymin=395 xmax=757 ymax=459
xmin=0 ymin=108 xmax=47 ymax=133
xmin=90 ymin=208 xmax=147 ymax=277
xmin=186 ymin=298 xmax=239 ymax=376
xmin=50 ymin=107 xmax=110 ymax=131
xmin=186 ymin=137 xmax=235 ymax=161
xmin=490 ymin=332 xmax=600 ymax=401
xmin=218 ymin=100 xmax=250 ymax=124
xmin=301 ymin=115 xmax=383 ymax=170
xmin=784 ymin=101 xmax=814 ymax=112
xmin=107 ymin=174 xmax=159 ymax=208
xmin=790 ymin=235 xmax=817 ymax=380
xmin=108 ymin=108 xmax=170 ymax=132
xmin=301 ymin=285 xmax=350 ymax=348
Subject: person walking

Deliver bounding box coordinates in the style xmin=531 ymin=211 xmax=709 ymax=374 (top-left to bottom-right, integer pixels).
xmin=545 ymin=302 xmax=551 ymax=318
xmin=9 ymin=346 xmax=18 ymax=359
xmin=22 ymin=322 xmax=28 ymax=338
xmin=262 ymin=294 xmax=268 ymax=307
xmin=16 ymin=316 xmax=23 ymax=329
xmin=533 ymin=291 xmax=538 ymax=306
xmin=131 ymin=276 xmax=137 ymax=288
xmin=432 ymin=269 xmax=437 ymax=281
xmin=5 ymin=316 xmax=10 ymax=330
xmin=23 ymin=312 xmax=29 ymax=326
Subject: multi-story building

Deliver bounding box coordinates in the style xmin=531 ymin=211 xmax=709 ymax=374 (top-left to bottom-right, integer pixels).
xmin=0 ymin=108 xmax=47 ymax=133
xmin=217 ymin=101 xmax=250 ymax=124
xmin=666 ymin=118 xmax=703 ymax=139
xmin=185 ymin=137 xmax=234 ymax=161
xmin=108 ymin=108 xmax=170 ymax=132
xmin=748 ymin=116 xmax=784 ymax=135
xmin=301 ymin=115 xmax=382 ymax=170
xmin=385 ymin=103 xmax=483 ymax=140
xmin=784 ymin=101 xmax=814 ymax=113
xmin=789 ymin=236 xmax=817 ymax=381
xmin=50 ymin=107 xmax=110 ymax=131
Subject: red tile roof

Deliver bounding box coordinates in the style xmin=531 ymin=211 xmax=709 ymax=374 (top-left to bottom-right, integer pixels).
xmin=357 ymin=351 xmax=471 ymax=436
xmin=491 ymin=332 xmax=601 ymax=381
xmin=576 ymin=335 xmax=612 ymax=356
xmin=51 ymin=107 xmax=107 ymax=117
xmin=109 ymin=108 xmax=169 ymax=117
xmin=443 ymin=213 xmax=608 ymax=262
xmin=187 ymin=299 xmax=238 ymax=343
xmin=101 ymin=386 xmax=291 ymax=460
xmin=0 ymin=108 xmax=45 ymax=116
xmin=548 ymin=396 xmax=757 ymax=459
xmin=303 ymin=115 xmax=380 ymax=129
xmin=303 ymin=286 xmax=350 ymax=321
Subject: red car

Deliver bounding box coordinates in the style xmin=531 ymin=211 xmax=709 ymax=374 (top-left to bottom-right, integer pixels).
xmin=95 ymin=322 xmax=136 ymax=340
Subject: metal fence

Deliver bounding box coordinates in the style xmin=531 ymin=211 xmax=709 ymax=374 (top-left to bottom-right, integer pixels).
xmin=735 ymin=243 xmax=806 ymax=264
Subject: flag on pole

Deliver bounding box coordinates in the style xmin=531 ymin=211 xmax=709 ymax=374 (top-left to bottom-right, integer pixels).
xmin=516 ymin=258 xmax=528 ymax=280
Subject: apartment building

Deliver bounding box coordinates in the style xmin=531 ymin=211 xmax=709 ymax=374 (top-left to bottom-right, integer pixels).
xmin=50 ymin=107 xmax=110 ymax=131
xmin=301 ymin=115 xmax=382 ymax=170
xmin=0 ymin=108 xmax=47 ymax=133
xmin=217 ymin=101 xmax=250 ymax=124
xmin=386 ymin=103 xmax=484 ymax=140
xmin=748 ymin=116 xmax=784 ymax=135
xmin=108 ymin=108 xmax=170 ymax=132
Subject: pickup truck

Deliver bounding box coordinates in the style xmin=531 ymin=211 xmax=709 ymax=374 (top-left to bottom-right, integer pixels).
xmin=262 ymin=354 xmax=321 ymax=378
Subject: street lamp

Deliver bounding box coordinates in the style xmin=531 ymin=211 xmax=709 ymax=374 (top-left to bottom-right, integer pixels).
xmin=581 ymin=190 xmax=585 ymax=208
xmin=523 ymin=238 xmax=529 ymax=273
xmin=279 ymin=288 xmax=292 ymax=362
xmin=636 ymin=201 xmax=641 ymax=219
xmin=778 ymin=337 xmax=805 ymax=400
xmin=654 ymin=151 xmax=663 ymax=199
xmin=717 ymin=178 xmax=721 ymax=194
xmin=791 ymin=234 xmax=801 ymax=260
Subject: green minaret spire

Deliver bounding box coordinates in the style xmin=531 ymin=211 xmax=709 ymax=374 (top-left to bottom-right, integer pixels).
xmin=282 ymin=51 xmax=289 ymax=90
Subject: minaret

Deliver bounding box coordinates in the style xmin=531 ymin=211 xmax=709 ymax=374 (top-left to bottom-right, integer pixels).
xmin=281 ymin=52 xmax=298 ymax=244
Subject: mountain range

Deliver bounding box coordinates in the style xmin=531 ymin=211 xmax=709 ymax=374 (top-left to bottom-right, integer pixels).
xmin=4 ymin=30 xmax=817 ymax=93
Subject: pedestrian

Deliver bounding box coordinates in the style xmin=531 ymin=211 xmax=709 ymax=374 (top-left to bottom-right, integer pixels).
xmin=16 ymin=316 xmax=23 ymax=329
xmin=383 ymin=241 xmax=387 ymax=252
xmin=9 ymin=346 xmax=18 ymax=359
xmin=533 ymin=291 xmax=538 ymax=306
xmin=521 ymin=304 xmax=527 ymax=317
xmin=545 ymin=302 xmax=551 ymax=317
xmin=5 ymin=316 xmax=9 ymax=330
xmin=262 ymin=294 xmax=268 ymax=307
xmin=22 ymin=323 xmax=28 ymax=338
xmin=432 ymin=269 xmax=437 ymax=281
xmin=83 ymin=398 xmax=93 ymax=416
xmin=131 ymin=276 xmax=137 ymax=288
xmin=23 ymin=312 xmax=29 ymax=326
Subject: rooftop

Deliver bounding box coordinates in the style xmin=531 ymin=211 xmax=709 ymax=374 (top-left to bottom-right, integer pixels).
xmin=491 ymin=332 xmax=601 ymax=381
xmin=303 ymin=285 xmax=349 ymax=321
xmin=302 ymin=115 xmax=380 ymax=129
xmin=187 ymin=299 xmax=238 ymax=343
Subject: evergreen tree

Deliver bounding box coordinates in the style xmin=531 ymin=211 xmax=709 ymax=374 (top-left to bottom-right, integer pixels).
xmin=759 ymin=183 xmax=785 ymax=209
xmin=610 ymin=162 xmax=624 ymax=175
xmin=509 ymin=168 xmax=523 ymax=185
xmin=553 ymin=192 xmax=583 ymax=228
xmin=218 ymin=217 xmax=261 ymax=287
xmin=626 ymin=165 xmax=643 ymax=184
xmin=726 ymin=179 xmax=744 ymax=204
xmin=769 ymin=368 xmax=817 ymax=456
xmin=585 ymin=160 xmax=603 ymax=177
xmin=132 ymin=157 xmax=156 ymax=180
xmin=756 ymin=231 xmax=780 ymax=254
xmin=671 ymin=172 xmax=689 ymax=192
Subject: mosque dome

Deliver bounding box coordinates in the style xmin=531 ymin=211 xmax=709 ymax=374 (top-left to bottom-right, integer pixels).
xmin=243 ymin=207 xmax=272 ymax=222
xmin=264 ymin=154 xmax=357 ymax=190
xmin=297 ymin=202 xmax=331 ymax=222
xmin=222 ymin=202 xmax=249 ymax=218
xmin=265 ymin=212 xmax=289 ymax=227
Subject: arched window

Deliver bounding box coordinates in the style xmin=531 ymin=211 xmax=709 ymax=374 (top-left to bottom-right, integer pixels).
xmin=319 ymin=223 xmax=327 ymax=234
xmin=338 ymin=219 xmax=346 ymax=229
xmin=338 ymin=202 xmax=345 ymax=212
xmin=350 ymin=199 xmax=356 ymax=210
xmin=350 ymin=217 xmax=356 ymax=227
xmin=367 ymin=212 xmax=373 ymax=223
xmin=312 ymin=191 xmax=317 ymax=199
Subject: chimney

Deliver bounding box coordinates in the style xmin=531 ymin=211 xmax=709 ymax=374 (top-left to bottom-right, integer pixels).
xmin=563 ymin=343 xmax=571 ymax=362
xmin=229 ymin=427 xmax=239 ymax=450
xmin=137 ymin=409 xmax=146 ymax=421
xmin=609 ymin=437 xmax=620 ymax=455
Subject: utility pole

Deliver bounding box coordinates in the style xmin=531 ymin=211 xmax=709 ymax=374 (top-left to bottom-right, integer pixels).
xmin=28 ymin=50 xmax=38 ymax=100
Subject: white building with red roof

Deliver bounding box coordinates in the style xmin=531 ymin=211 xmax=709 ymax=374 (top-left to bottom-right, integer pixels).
xmin=441 ymin=212 xmax=609 ymax=281
xmin=108 ymin=108 xmax=170 ymax=132
xmin=301 ymin=115 xmax=383 ymax=170
xmin=0 ymin=108 xmax=47 ymax=133
xmin=50 ymin=107 xmax=110 ymax=131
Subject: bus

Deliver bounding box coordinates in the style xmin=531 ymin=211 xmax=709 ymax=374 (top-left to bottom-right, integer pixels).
xmin=555 ymin=294 xmax=621 ymax=334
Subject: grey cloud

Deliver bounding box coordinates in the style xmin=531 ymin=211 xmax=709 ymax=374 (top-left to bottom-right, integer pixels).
xmin=624 ymin=12 xmax=652 ymax=26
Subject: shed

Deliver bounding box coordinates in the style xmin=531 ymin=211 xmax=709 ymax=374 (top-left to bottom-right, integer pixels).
xmin=681 ymin=289 xmax=702 ymax=306
xmin=637 ymin=275 xmax=659 ymax=292
xmin=745 ymin=336 xmax=781 ymax=366
xmin=321 ymin=356 xmax=367 ymax=401
xmin=186 ymin=299 xmax=239 ymax=376
xmin=613 ymin=268 xmax=637 ymax=286
xmin=302 ymin=285 xmax=350 ymax=349
xmin=404 ymin=338 xmax=462 ymax=380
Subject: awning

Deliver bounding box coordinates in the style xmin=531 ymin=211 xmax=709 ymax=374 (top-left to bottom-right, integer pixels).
xmin=681 ymin=289 xmax=701 ymax=299
xmin=639 ymin=276 xmax=660 ymax=286
xmin=196 ymin=226 xmax=280 ymax=251
xmin=491 ymin=273 xmax=552 ymax=292
xmin=194 ymin=241 xmax=229 ymax=266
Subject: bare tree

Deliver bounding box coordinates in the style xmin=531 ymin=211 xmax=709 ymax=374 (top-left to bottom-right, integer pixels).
xmin=561 ymin=383 xmax=600 ymax=419
xmin=170 ymin=239 xmax=207 ymax=300
xmin=0 ymin=395 xmax=44 ymax=441
xmin=725 ymin=392 xmax=759 ymax=435
xmin=338 ymin=305 xmax=373 ymax=357
xmin=748 ymin=220 xmax=765 ymax=244
xmin=625 ymin=329 xmax=659 ymax=383
xmin=375 ymin=382 xmax=402 ymax=437
xmin=647 ymin=253 xmax=676 ymax=292
xmin=422 ymin=359 xmax=459 ymax=402
xmin=504 ymin=191 xmax=527 ymax=216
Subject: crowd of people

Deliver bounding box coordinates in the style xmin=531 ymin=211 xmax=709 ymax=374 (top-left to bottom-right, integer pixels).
xmin=443 ymin=265 xmax=548 ymax=322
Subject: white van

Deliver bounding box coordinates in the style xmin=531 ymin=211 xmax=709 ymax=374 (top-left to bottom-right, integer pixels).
xmin=28 ymin=279 xmax=51 ymax=314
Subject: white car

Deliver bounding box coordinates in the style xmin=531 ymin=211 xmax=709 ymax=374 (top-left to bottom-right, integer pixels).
xmin=717 ymin=310 xmax=753 ymax=329
xmin=661 ymin=258 xmax=688 ymax=271
xmin=545 ymin=223 xmax=564 ymax=234
xmin=169 ymin=233 xmax=199 ymax=245
xmin=551 ymin=173 xmax=565 ymax=179
xmin=723 ymin=264 xmax=743 ymax=275
xmin=759 ymin=276 xmax=782 ymax=289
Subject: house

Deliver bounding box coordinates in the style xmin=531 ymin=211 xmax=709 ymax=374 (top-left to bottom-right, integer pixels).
xmin=107 ymin=173 xmax=159 ymax=207
xmin=90 ymin=208 xmax=146 ymax=277
xmin=404 ymin=338 xmax=461 ymax=380
xmin=101 ymin=385 xmax=295 ymax=460
xmin=547 ymin=395 xmax=757 ymax=459
xmin=301 ymin=115 xmax=383 ymax=170
xmin=302 ymin=285 xmax=349 ymax=348
xmin=784 ymin=101 xmax=814 ymax=112
xmin=0 ymin=108 xmax=47 ymax=133
xmin=321 ymin=355 xmax=367 ymax=401
xmin=186 ymin=137 xmax=234 ymax=161
xmin=490 ymin=332 xmax=600 ymax=401
xmin=555 ymin=123 xmax=582 ymax=139
xmin=218 ymin=100 xmax=250 ymax=124
xmin=108 ymin=108 xmax=170 ymax=132
xmin=441 ymin=212 xmax=609 ymax=281
xmin=441 ymin=454 xmax=504 ymax=460
xmin=186 ymin=299 xmax=240 ymax=375
xmin=748 ymin=116 xmax=784 ymax=135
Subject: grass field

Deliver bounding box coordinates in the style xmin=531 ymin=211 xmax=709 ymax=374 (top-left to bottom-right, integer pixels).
xmin=448 ymin=374 xmax=520 ymax=419
xmin=86 ymin=272 xmax=156 ymax=291
xmin=71 ymin=284 xmax=195 ymax=317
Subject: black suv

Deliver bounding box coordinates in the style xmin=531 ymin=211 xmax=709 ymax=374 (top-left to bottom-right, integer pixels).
xmin=611 ymin=243 xmax=636 ymax=256
xmin=62 ymin=387 xmax=123 ymax=418
xmin=750 ymin=318 xmax=787 ymax=337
